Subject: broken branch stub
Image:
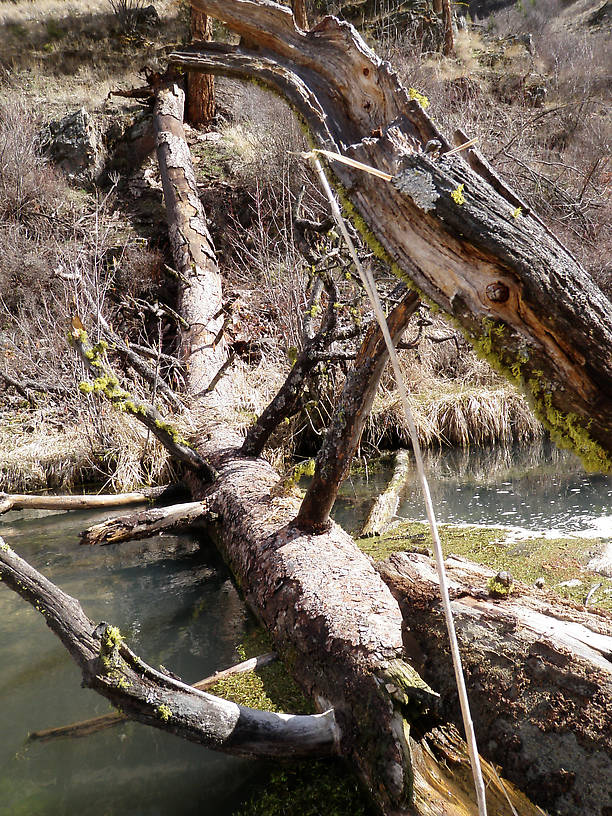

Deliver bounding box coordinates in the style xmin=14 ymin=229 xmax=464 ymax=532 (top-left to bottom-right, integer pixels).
xmin=172 ymin=1 xmax=612 ymax=471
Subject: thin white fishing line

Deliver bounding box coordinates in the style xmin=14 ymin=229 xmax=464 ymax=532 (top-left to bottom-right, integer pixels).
xmin=309 ymin=154 xmax=488 ymax=816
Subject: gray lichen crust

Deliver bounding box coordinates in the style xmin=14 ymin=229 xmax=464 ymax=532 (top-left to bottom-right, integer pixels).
xmin=392 ymin=169 xmax=439 ymax=212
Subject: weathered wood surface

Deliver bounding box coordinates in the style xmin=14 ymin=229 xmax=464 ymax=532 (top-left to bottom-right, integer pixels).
xmin=79 ymin=500 xmax=208 ymax=545
xmin=154 ymin=79 xmax=227 ymax=397
xmin=378 ymin=551 xmax=612 ymax=816
xmin=0 ymin=538 xmax=337 ymax=759
xmin=0 ymin=489 xmax=163 ymax=516
xmin=361 ymin=449 xmax=411 ymax=536
xmin=172 ymin=1 xmax=612 ymax=471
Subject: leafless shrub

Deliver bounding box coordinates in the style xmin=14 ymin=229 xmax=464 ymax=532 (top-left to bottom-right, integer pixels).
xmin=107 ymin=0 xmax=148 ymax=33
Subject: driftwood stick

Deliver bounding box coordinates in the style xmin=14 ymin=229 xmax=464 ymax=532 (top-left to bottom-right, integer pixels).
xmin=0 ymin=538 xmax=336 ymax=759
xmin=28 ymin=652 xmax=278 ymax=742
xmin=0 ymin=489 xmax=165 ymax=516
xmin=79 ymin=500 xmax=209 ymax=545
xmin=360 ymin=449 xmax=411 ymax=537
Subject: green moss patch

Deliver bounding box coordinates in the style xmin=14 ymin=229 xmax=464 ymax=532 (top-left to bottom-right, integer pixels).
xmin=357 ymin=521 xmax=612 ymax=610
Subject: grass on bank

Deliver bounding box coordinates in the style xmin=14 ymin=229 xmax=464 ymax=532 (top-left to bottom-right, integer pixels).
xmin=357 ymin=520 xmax=612 ymax=611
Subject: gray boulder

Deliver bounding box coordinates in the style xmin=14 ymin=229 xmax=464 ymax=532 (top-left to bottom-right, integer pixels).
xmin=43 ymin=108 xmax=101 ymax=180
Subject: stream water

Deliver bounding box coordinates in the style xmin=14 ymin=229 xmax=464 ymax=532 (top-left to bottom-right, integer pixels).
xmin=334 ymin=441 xmax=612 ymax=545
xmin=0 ymin=508 xmax=270 ymax=816
xmin=1 ymin=442 xmax=611 ymax=815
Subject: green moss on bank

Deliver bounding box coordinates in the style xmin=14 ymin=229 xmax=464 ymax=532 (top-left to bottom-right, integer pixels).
xmin=357 ymin=521 xmax=612 ymax=610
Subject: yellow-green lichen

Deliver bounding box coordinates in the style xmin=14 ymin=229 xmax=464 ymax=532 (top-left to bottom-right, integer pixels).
xmin=157 ymin=703 xmax=172 ymax=722
xmin=451 ymin=184 xmax=466 ymax=205
xmin=512 ymin=206 xmax=522 ymax=218
xmin=487 ymin=577 xmax=513 ymax=597
xmin=408 ymin=88 xmax=430 ymax=109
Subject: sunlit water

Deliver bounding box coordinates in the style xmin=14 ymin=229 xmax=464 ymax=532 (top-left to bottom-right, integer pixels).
xmin=334 ymin=441 xmax=612 ymax=543
xmin=0 ymin=508 xmax=270 ymax=816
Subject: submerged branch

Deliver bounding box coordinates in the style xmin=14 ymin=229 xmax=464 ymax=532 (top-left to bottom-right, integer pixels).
xmin=0 ymin=538 xmax=337 ymax=759
xmin=0 ymin=488 xmax=165 ymax=516
xmin=28 ymin=652 xmax=278 ymax=742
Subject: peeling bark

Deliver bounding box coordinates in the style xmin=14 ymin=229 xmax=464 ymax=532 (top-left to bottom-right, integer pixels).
xmin=171 ymin=1 xmax=612 ymax=471
xmin=154 ymin=79 xmax=227 ymax=397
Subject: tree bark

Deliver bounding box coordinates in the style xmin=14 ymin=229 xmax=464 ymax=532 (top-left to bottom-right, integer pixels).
xmin=441 ymin=0 xmax=454 ymax=56
xmin=171 ymin=1 xmax=612 ymax=472
xmin=291 ymin=0 xmax=308 ymax=30
xmin=187 ymin=9 xmax=215 ymax=127
xmin=154 ymin=78 xmax=227 ymax=397
xmin=296 ymin=291 xmax=419 ymax=532
xmin=379 ymin=551 xmax=612 ymax=816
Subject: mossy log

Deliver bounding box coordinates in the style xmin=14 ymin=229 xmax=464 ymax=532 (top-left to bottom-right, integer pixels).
xmin=171 ymin=1 xmax=612 ymax=472
xmin=378 ymin=551 xmax=612 ymax=816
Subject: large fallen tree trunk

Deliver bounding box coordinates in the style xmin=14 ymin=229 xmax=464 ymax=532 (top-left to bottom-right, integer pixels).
xmin=171 ymin=0 xmax=612 ymax=472
xmin=379 ymin=551 xmax=612 ymax=816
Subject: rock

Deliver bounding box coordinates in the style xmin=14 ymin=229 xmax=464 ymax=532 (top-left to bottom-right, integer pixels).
xmin=132 ymin=4 xmax=160 ymax=31
xmin=43 ymin=108 xmax=101 ymax=180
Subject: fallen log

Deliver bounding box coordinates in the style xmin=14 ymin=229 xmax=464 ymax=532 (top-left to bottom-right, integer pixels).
xmin=361 ymin=449 xmax=411 ymax=536
xmin=378 ymin=551 xmax=612 ymax=816
xmin=0 ymin=488 xmax=165 ymax=516
xmin=79 ymin=500 xmax=209 ymax=545
xmin=28 ymin=652 xmax=278 ymax=742
xmin=172 ymin=1 xmax=612 ymax=471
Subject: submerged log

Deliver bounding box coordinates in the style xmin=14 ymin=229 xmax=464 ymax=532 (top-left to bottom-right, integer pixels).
xmin=361 ymin=449 xmax=411 ymax=537
xmin=172 ymin=1 xmax=612 ymax=471
xmin=378 ymin=551 xmax=612 ymax=816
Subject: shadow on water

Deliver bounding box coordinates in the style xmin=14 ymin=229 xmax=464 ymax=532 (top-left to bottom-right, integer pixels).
xmin=0 ymin=506 xmax=270 ymax=816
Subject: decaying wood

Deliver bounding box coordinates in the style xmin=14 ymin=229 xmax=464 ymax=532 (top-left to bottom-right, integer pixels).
xmin=0 ymin=538 xmax=336 ymax=759
xmin=297 ymin=290 xmax=419 ymax=532
xmin=361 ymin=449 xmax=411 ymax=536
xmin=172 ymin=1 xmax=612 ymax=471
xmin=79 ymin=500 xmax=208 ymax=545
xmin=378 ymin=551 xmax=612 ymax=816
xmin=28 ymin=652 xmax=277 ymax=742
xmin=0 ymin=489 xmax=164 ymax=516
xmin=154 ymin=78 xmax=227 ymax=397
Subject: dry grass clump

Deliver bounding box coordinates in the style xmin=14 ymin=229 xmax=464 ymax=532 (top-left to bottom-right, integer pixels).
xmin=0 ymin=406 xmax=175 ymax=492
